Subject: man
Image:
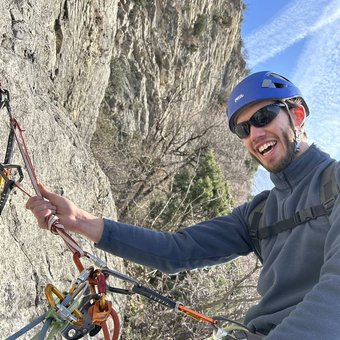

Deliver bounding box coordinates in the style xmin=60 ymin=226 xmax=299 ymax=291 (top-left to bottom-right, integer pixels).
xmin=26 ymin=71 xmax=340 ymax=339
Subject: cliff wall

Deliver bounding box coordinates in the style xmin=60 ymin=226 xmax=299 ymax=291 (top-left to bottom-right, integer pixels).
xmin=0 ymin=0 xmax=246 ymax=337
xmin=103 ymin=0 xmax=246 ymax=137
xmin=0 ymin=0 xmax=121 ymax=336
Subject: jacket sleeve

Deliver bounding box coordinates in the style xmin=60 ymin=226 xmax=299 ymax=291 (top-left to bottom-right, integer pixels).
xmin=95 ymin=201 xmax=258 ymax=274
xmin=265 ymin=162 xmax=340 ymax=340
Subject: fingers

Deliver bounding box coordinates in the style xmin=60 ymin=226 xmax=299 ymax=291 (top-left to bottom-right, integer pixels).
xmin=26 ymin=195 xmax=46 ymax=209
xmin=26 ymin=196 xmax=57 ymax=229
xmin=26 ymin=183 xmax=75 ymax=231
xmin=38 ymin=183 xmax=60 ymax=201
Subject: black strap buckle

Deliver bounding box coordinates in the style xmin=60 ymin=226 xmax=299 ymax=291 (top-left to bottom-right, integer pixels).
xmin=249 ymin=228 xmax=258 ymax=239
xmin=294 ymin=208 xmax=315 ymax=225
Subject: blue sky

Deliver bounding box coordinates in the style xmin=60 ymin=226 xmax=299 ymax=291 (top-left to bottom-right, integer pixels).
xmin=241 ymin=0 xmax=340 ymax=192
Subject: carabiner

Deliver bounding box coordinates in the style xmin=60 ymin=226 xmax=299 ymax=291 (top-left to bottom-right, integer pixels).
xmin=0 ymin=163 xmax=24 ymax=184
xmin=93 ymin=270 xmax=107 ymax=294
xmin=45 ymin=284 xmax=84 ymax=325
xmin=69 ymin=267 xmax=93 ymax=294
xmin=88 ymin=300 xmax=113 ymax=326
xmin=74 ymin=251 xmax=107 ymax=270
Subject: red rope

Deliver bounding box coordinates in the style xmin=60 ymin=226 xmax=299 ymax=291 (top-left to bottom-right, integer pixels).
xmin=101 ymin=308 xmax=120 ymax=340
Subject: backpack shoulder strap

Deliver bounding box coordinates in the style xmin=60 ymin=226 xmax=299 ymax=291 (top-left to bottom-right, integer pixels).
xmin=247 ymin=192 xmax=269 ymax=263
xmin=247 ymin=161 xmax=339 ymax=262
xmin=258 ymin=162 xmax=339 ymax=240
xmin=320 ymin=161 xmax=339 ymax=206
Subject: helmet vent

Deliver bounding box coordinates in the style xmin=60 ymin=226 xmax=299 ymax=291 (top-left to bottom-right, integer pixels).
xmin=261 ymin=79 xmax=288 ymax=89
xmin=269 ymin=73 xmax=289 ymax=81
xmin=273 ymin=82 xmax=288 ymax=88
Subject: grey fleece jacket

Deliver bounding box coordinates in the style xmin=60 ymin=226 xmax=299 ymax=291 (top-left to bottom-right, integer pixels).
xmin=96 ymin=145 xmax=340 ymax=339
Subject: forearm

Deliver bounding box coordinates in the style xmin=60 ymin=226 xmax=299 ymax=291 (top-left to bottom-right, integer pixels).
xmin=73 ymin=208 xmax=104 ymax=243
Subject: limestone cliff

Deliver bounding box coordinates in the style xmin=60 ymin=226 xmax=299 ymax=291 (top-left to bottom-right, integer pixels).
xmin=0 ymin=0 xmax=121 ymax=337
xmin=103 ymin=0 xmax=246 ymax=137
xmin=0 ymin=0 xmax=246 ymax=338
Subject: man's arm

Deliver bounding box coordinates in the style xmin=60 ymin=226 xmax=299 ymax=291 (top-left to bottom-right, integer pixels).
xmin=26 ymin=184 xmax=257 ymax=274
xmin=95 ymin=212 xmax=253 ymax=274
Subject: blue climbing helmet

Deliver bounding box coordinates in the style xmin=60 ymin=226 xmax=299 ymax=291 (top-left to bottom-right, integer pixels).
xmin=227 ymin=71 xmax=309 ymax=131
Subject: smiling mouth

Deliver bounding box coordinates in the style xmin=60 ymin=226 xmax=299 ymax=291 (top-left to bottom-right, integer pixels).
xmin=257 ymin=141 xmax=277 ymax=156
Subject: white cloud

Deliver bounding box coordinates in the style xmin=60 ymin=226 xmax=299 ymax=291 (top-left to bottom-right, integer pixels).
xmin=292 ymin=1 xmax=340 ymax=160
xmin=244 ymin=0 xmax=340 ymax=68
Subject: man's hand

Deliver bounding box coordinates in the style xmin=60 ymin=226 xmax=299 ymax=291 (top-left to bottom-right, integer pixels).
xmin=26 ymin=184 xmax=78 ymax=231
xmin=26 ymin=184 xmax=104 ymax=243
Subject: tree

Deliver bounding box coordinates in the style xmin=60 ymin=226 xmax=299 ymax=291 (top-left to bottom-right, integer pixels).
xmin=149 ymin=149 xmax=233 ymax=229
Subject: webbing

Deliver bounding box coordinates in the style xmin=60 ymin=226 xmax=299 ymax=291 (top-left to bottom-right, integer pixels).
xmin=257 ymin=202 xmax=332 ymax=240
xmin=247 ymin=161 xmax=339 ymax=262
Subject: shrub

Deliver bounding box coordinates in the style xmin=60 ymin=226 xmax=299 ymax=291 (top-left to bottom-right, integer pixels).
xmin=193 ymin=14 xmax=207 ymax=36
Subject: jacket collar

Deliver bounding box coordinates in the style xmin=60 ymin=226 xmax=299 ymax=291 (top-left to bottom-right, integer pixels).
xmin=270 ymin=144 xmax=331 ymax=190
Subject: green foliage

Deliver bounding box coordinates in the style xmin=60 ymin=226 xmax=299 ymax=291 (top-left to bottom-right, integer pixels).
xmin=149 ymin=149 xmax=233 ymax=227
xmin=193 ymin=14 xmax=207 ymax=36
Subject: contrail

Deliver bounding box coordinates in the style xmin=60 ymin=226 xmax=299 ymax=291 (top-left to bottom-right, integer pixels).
xmin=244 ymin=0 xmax=340 ymax=68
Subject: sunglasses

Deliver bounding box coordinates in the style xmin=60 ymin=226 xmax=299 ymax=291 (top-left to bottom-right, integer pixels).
xmin=233 ymin=102 xmax=286 ymax=139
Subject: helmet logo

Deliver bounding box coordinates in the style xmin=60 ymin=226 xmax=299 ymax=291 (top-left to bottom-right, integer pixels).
xmin=235 ymin=94 xmax=244 ymax=103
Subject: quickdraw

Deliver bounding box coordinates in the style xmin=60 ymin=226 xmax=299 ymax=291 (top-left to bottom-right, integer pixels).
xmin=1 ymin=87 xmax=251 ymax=339
xmin=0 ymin=87 xmax=23 ymax=213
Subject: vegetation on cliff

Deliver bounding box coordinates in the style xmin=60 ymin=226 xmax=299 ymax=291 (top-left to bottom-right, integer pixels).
xmin=91 ymin=1 xmax=261 ymax=338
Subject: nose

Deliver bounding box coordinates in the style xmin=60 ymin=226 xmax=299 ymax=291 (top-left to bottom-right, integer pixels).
xmin=249 ymin=124 xmax=266 ymax=141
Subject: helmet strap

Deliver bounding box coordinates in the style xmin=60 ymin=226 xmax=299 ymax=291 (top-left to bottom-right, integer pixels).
xmin=283 ymin=101 xmax=305 ymax=154
xmin=294 ymin=127 xmax=302 ymax=153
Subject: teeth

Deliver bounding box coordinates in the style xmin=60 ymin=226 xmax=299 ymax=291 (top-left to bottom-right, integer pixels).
xmin=258 ymin=141 xmax=276 ymax=154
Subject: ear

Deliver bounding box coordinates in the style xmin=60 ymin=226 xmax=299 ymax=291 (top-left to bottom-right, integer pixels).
xmin=291 ymin=105 xmax=306 ymax=128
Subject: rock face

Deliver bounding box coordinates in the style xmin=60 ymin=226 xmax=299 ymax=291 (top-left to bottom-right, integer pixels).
xmin=102 ymin=0 xmax=246 ymax=137
xmin=0 ymin=0 xmax=122 ymax=337
xmin=0 ymin=0 xmax=245 ymax=338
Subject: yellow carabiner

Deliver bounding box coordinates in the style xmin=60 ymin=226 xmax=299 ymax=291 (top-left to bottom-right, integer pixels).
xmin=45 ymin=284 xmax=65 ymax=308
xmin=44 ymin=283 xmax=84 ymax=326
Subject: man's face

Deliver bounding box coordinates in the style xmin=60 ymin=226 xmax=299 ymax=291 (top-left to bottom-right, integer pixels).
xmin=236 ymin=100 xmax=296 ymax=173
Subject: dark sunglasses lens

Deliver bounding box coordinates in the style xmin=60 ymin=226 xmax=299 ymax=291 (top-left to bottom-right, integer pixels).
xmin=252 ymin=105 xmax=281 ymax=127
xmin=234 ymin=103 xmax=283 ymax=139
xmin=234 ymin=122 xmax=250 ymax=138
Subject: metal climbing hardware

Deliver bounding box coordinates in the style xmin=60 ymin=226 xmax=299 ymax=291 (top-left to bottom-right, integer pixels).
xmin=0 ymin=163 xmax=24 ymax=214
xmin=71 ymin=267 xmax=93 ymax=292
xmin=45 ymin=283 xmax=86 ymax=325
xmin=0 ymin=86 xmax=23 ymax=214
xmin=60 ymin=304 xmax=96 ymax=340
xmin=177 ymin=304 xmax=218 ymax=327
xmin=89 ymin=300 xmax=113 ymax=325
